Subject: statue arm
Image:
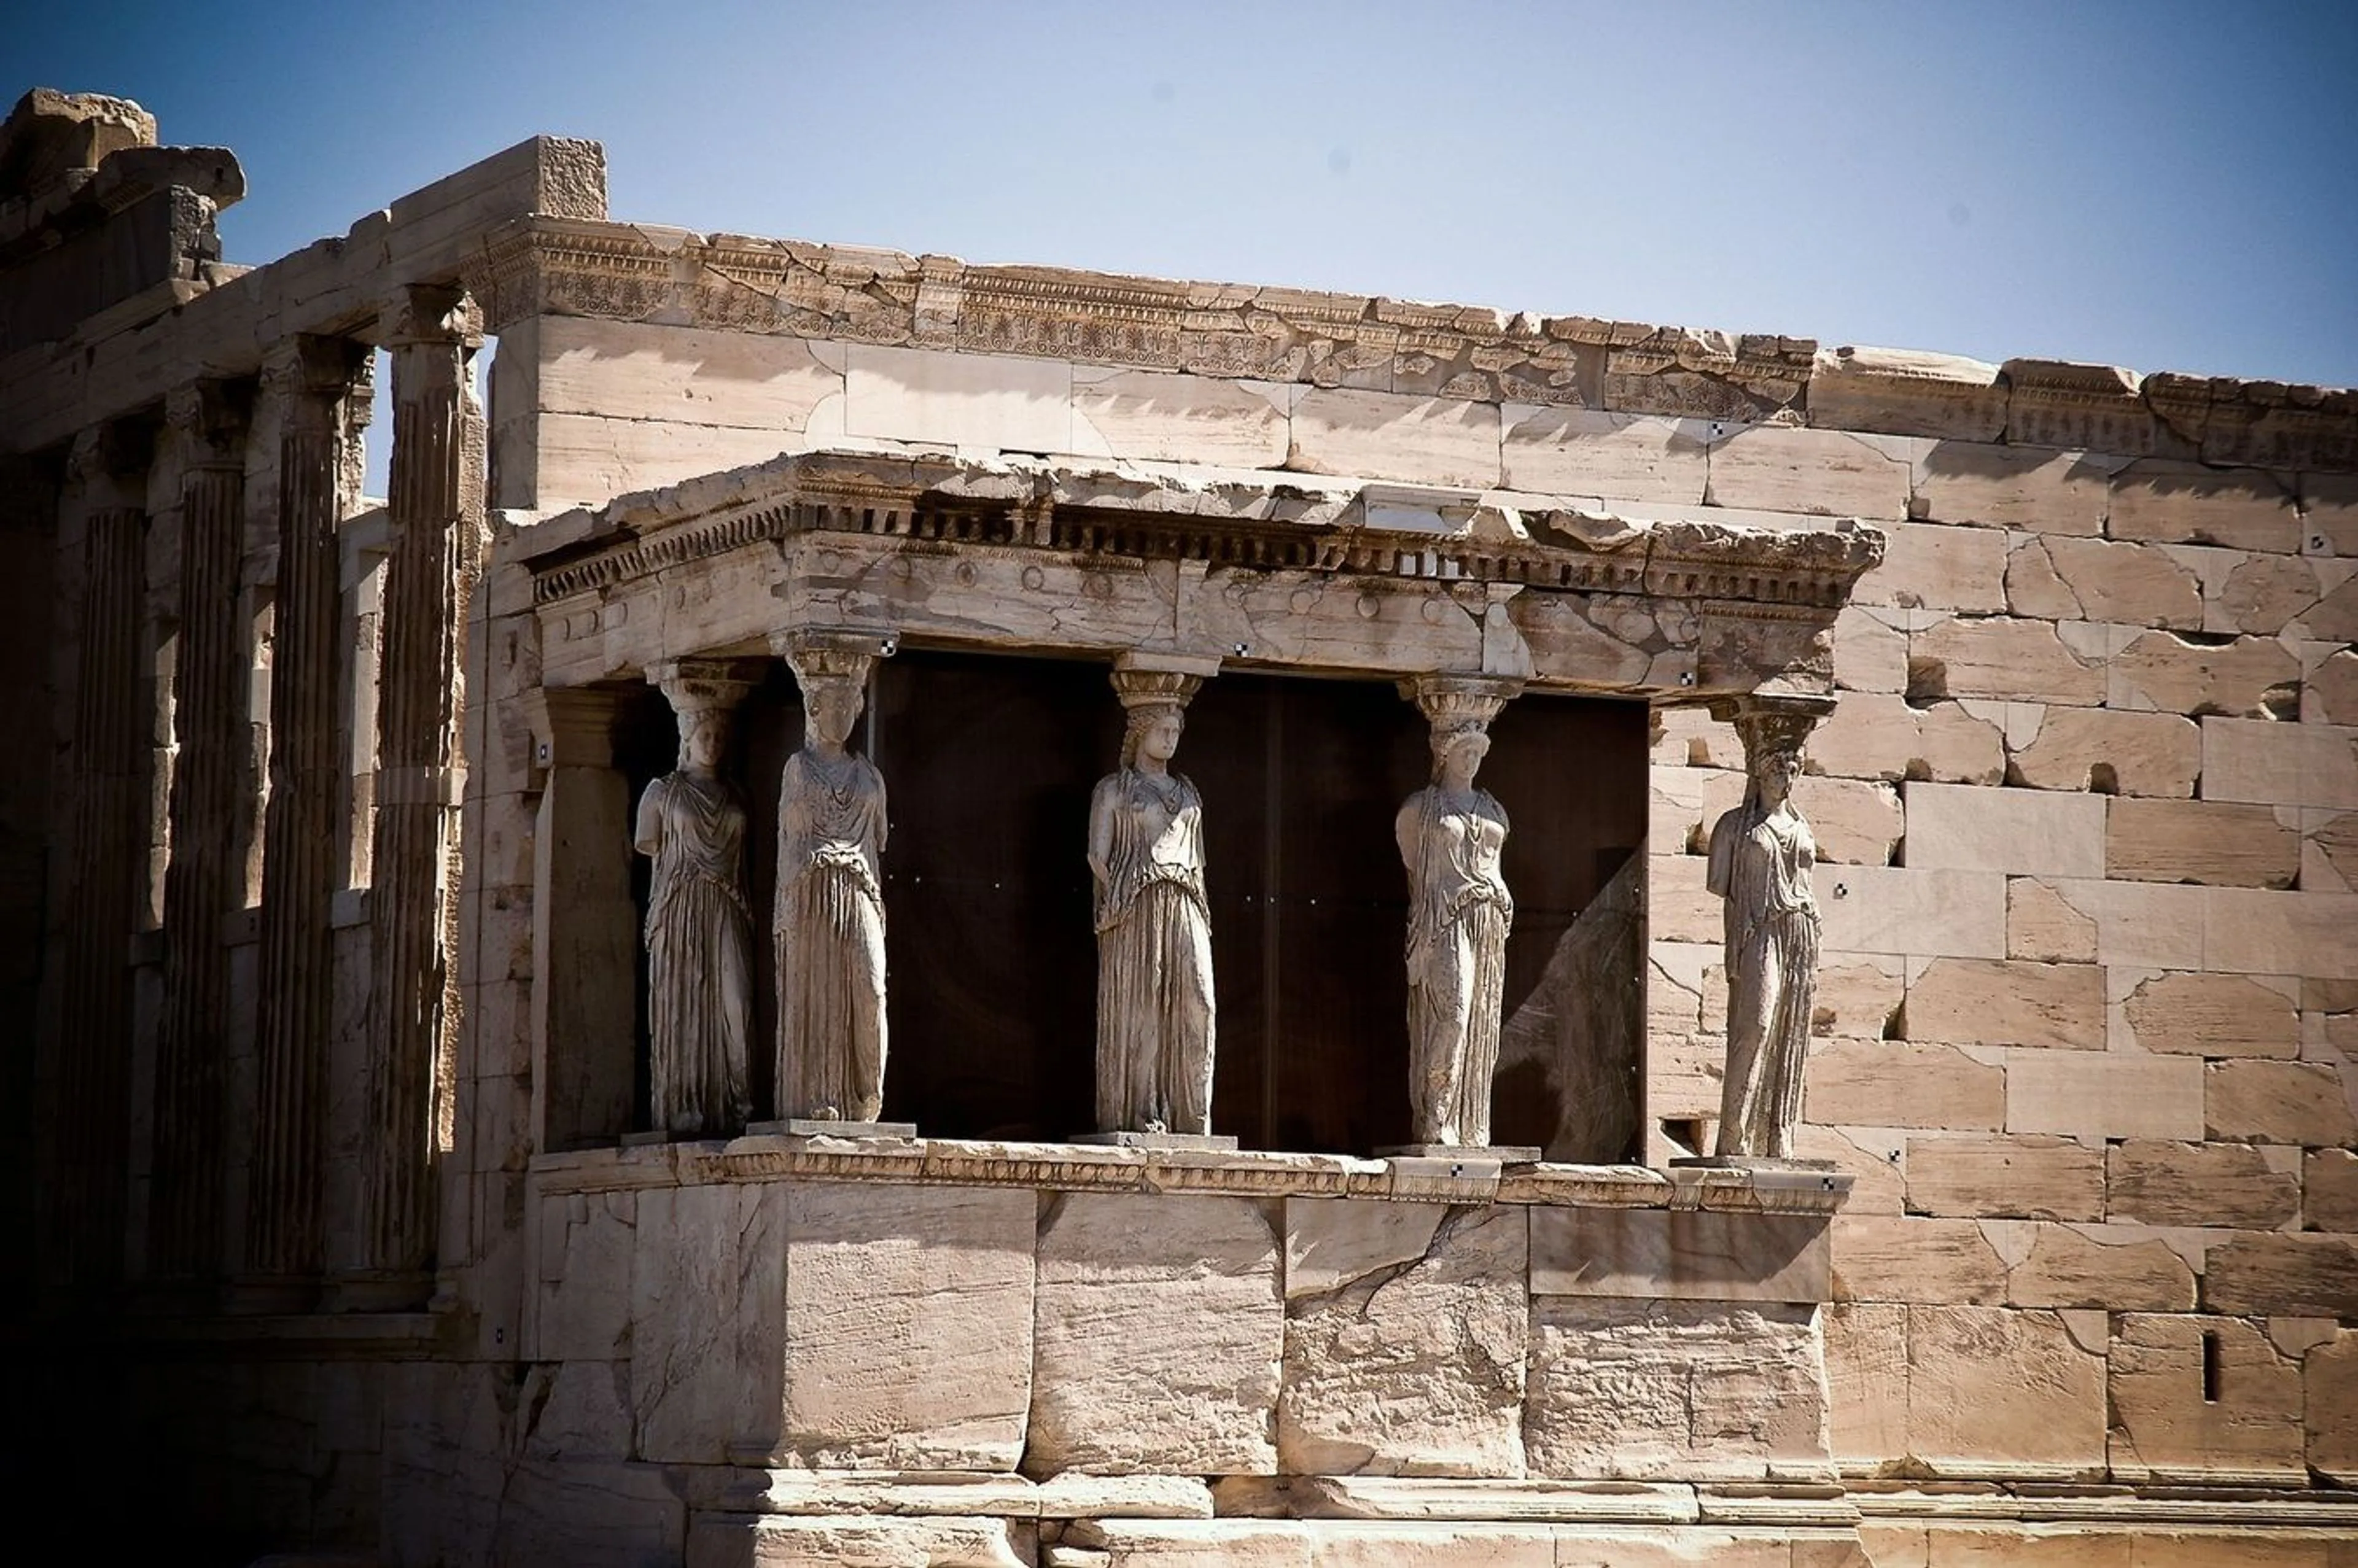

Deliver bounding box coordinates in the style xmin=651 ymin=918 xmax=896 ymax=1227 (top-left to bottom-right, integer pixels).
xmin=632 ymin=779 xmax=666 ymax=858
xmin=868 ymin=761 xmax=889 ymax=854
xmin=1394 ymin=794 xmax=1422 ymax=880
xmin=1087 ymin=775 xmax=1119 ymax=891
xmin=1704 ymin=809 xmax=1736 ymax=898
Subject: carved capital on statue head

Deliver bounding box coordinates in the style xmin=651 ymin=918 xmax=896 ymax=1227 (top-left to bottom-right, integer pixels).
xmin=773 ymin=627 xmax=892 ymax=692
xmin=164 ymin=377 xmax=252 ymax=469
xmin=651 ymin=658 xmax=760 ymax=718
xmin=1401 ymin=673 xmax=1521 ymax=739
xmin=1712 ymin=692 xmax=1835 ymax=780
xmin=1110 ymin=648 xmax=1218 ymax=713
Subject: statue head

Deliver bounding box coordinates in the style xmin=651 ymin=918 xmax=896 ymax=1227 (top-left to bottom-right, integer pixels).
xmin=802 ymin=673 xmax=865 ymax=751
xmin=677 ymin=707 xmax=728 ymax=774
xmin=1120 ymin=701 xmax=1186 ymax=769
xmin=1734 ymin=708 xmax=1815 ymax=813
xmin=1430 ymin=722 xmax=1492 ymax=790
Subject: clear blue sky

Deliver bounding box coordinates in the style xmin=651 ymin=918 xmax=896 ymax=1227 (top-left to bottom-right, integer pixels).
xmin=11 ymin=1 xmax=2357 ymax=388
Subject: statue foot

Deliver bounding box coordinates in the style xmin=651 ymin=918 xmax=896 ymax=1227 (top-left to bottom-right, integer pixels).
xmin=811 ymin=1103 xmax=841 ymax=1122
xmin=1140 ymin=1116 xmax=1168 ymax=1135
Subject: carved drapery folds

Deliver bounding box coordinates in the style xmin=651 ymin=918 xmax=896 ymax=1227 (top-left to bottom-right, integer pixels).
xmin=247 ymin=336 xmax=370 ymax=1284
xmin=1703 ymin=694 xmax=1834 ymax=1162
xmin=772 ymin=631 xmax=892 ymax=1124
xmin=1090 ymin=653 xmax=1220 ymax=1138
xmin=1396 ymin=675 xmax=1520 ymax=1149
xmin=356 ymin=286 xmax=483 ymax=1297
xmin=637 ymin=660 xmax=758 ymax=1137
xmin=151 ymin=378 xmax=249 ymax=1279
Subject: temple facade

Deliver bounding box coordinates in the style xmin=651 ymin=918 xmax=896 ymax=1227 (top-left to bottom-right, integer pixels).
xmin=4 ymin=88 xmax=2356 ymax=1566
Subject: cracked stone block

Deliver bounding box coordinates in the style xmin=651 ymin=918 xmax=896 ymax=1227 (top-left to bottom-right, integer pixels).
xmin=1854 ymin=521 xmax=2009 ymax=611
xmin=688 ymin=1511 xmax=1033 ymax=1568
xmin=2108 ymin=1141 xmax=2301 ymax=1229
xmin=2109 ymin=1313 xmax=2305 ymax=1485
xmin=1901 ymin=782 xmax=2106 ymax=879
xmin=2003 ymin=1224 xmax=2195 ymax=1311
xmin=2201 ymin=716 xmax=2358 ymax=810
xmin=1905 ymin=1305 xmax=2106 ymax=1480
xmin=2112 ymin=632 xmax=2300 ymax=720
xmin=2307 ymin=1330 xmax=2358 ymax=1483
xmin=2007 ymin=707 xmax=2201 ymax=796
xmin=1807 ymin=1039 xmax=2006 ymax=1131
xmin=1808 ymin=694 xmax=2005 ymax=786
xmin=2206 ymin=1234 xmax=2358 ymax=1318
xmin=1028 ymin=1193 xmax=1282 ymax=1476
xmin=1901 ymin=958 xmax=2104 ymax=1051
xmin=2206 ymin=1060 xmax=2358 ymax=1147
xmin=537 ymin=1187 xmax=636 ymax=1360
xmin=630 ymin=1182 xmax=785 ymax=1464
xmin=2109 ymin=460 xmax=2300 ymax=554
xmin=2123 ymin=972 xmax=2300 ymax=1059
xmin=1531 ymin=1206 xmax=1830 ymax=1305
xmin=2006 ymin=534 xmax=2204 ymax=628
xmin=1911 ymin=441 xmax=2111 ymax=535
xmin=2007 ymin=877 xmax=2099 ymax=963
xmin=1910 ymin=617 xmax=2105 ymax=707
xmin=1832 ymin=1215 xmax=2005 ymax=1305
xmin=779 ymin=1182 xmax=1035 ymax=1471
xmin=1525 ymin=1298 xmax=1830 ymax=1481
xmin=1904 ymin=1134 xmax=2104 ymax=1221
xmin=1277 ymin=1200 xmax=1527 ymax=1478
xmin=1707 ymin=425 xmax=1912 ymax=521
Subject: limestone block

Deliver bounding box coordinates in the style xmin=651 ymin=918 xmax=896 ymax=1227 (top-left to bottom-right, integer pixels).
xmin=1300 ymin=1520 xmax=1555 ymax=1567
xmin=2031 ymin=878 xmax=2204 ymax=969
xmin=1071 ymin=367 xmax=1289 ymax=468
xmin=2109 ymin=460 xmax=2300 ymax=553
xmin=526 ymin=1360 xmax=634 ymax=1461
xmin=1530 ymin=1206 xmax=1830 ymax=1304
xmin=1908 ymin=618 xmax=2104 ymax=707
xmin=1904 ymin=1305 xmax=2106 ymax=1479
xmin=2007 ymin=879 xmax=2098 ymax=963
xmin=1277 ymin=1201 xmax=1525 ymax=1478
xmin=2203 ymin=887 xmax=2358 ymax=980
xmin=1831 ymin=1215 xmax=2005 ymax=1305
xmin=1811 ymin=346 xmax=2007 ymax=442
xmin=537 ymin=1189 xmax=636 ymax=1360
xmin=1833 ymin=605 xmax=1908 ymax=694
xmin=534 ymin=316 xmax=844 ymax=427
xmin=2205 ymin=1234 xmax=2358 ymax=1317
xmin=2307 ymin=1331 xmax=2358 ymax=1482
xmin=2111 ymin=631 xmax=2299 ymax=720
xmin=1654 ymin=704 xmax=1743 ymax=768
xmin=631 ymin=1181 xmax=784 ymax=1463
xmin=1899 ymin=958 xmax=2103 ymax=1052
xmin=2203 ymin=716 xmax=2358 ymax=810
xmin=842 ymin=343 xmax=1075 ymax=455
xmin=1029 ymin=1193 xmax=1282 ymax=1475
xmin=1698 ymin=769 xmax=1900 ymax=865
xmin=1651 ymin=765 xmax=1706 ymax=855
xmin=1807 ymin=694 xmax=2004 ymax=786
xmin=1499 ymin=406 xmax=1708 ymax=504
xmin=780 ymin=1183 xmax=1035 ymax=1471
xmin=2122 ymin=971 xmax=2300 ymax=1058
xmin=2108 ymin=1313 xmax=2305 ymax=1485
xmin=1524 ymin=1298 xmax=1830 ymax=1481
xmin=1852 ymin=522 xmax=2007 ymax=613
xmin=2107 ymin=1141 xmax=2301 ymax=1229
xmin=2104 ymin=797 xmax=2299 ymax=888
xmin=1824 ymin=1301 xmax=1909 ymax=1469
xmin=1060 ymin=1519 xmax=1309 ymax=1567
xmin=1796 ymin=1125 xmax=1907 ymax=1214
xmin=2306 ymin=1147 xmax=2358 ymax=1232
xmin=1911 ymin=441 xmax=2112 ymax=535
xmin=1785 ymin=957 xmax=1905 ymax=1041
xmin=2306 ymin=648 xmax=2358 ymax=725
xmin=1647 ymin=853 xmax=1719 ymax=945
xmin=2006 ymin=1050 xmax=2203 ymax=1140
xmin=2003 ymin=535 xmax=2203 ymax=629
xmin=1288 ymin=388 xmax=1500 ymax=490
xmin=2002 ymin=1224 xmax=2195 ymax=1310
xmin=1901 ymin=782 xmax=2105 ymax=879
xmin=1554 ymin=1529 xmax=1792 ymax=1568
xmin=1815 ymin=865 xmax=2006 ymax=958
xmin=691 ymin=1512 xmax=1031 ymax=1567
xmin=1706 ymin=424 xmax=1912 ymax=520
xmin=2206 ymin=1060 xmax=2357 ymax=1147
xmin=527 ymin=411 xmax=814 ymax=508
xmin=1904 ymin=1134 xmax=2104 ymax=1221
xmin=1805 ymin=1039 xmax=2005 ymax=1131
xmin=2217 ymin=551 xmax=2327 ymax=635
xmin=2309 ymin=809 xmax=2358 ymax=893
xmin=489 ymin=1458 xmax=686 ymax=1567
xmin=2007 ymin=708 xmax=2200 ymax=797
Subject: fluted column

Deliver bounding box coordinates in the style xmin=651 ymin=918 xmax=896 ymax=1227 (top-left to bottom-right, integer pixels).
xmin=150 ymin=379 xmax=252 ymax=1281
xmin=49 ymin=425 xmax=150 ymax=1290
xmin=246 ymin=337 xmax=372 ymax=1289
xmin=354 ymin=287 xmax=484 ymax=1300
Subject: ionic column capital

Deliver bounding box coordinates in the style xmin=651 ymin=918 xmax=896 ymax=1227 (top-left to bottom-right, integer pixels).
xmin=1110 ymin=648 xmax=1219 ymax=709
xmin=263 ymin=335 xmax=373 ymax=429
xmin=650 ymin=658 xmax=761 ymax=716
xmin=771 ymin=627 xmax=892 ymax=689
xmin=1399 ymin=673 xmax=1522 ymax=735
xmin=378 ymin=283 xmax=482 ymax=351
xmin=163 ymin=378 xmax=251 ymax=470
xmin=68 ymin=418 xmax=152 ymax=509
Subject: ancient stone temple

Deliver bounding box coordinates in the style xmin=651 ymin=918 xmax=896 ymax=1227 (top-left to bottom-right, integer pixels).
xmin=6 ymin=87 xmax=2357 ymax=1566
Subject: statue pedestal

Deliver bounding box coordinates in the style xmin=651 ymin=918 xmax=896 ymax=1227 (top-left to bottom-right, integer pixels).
xmin=1670 ymin=1154 xmax=1849 ymax=1197
xmin=747 ymin=1118 xmax=919 ymax=1140
xmin=1669 ymin=1155 xmax=1840 ymax=1171
xmin=1380 ymin=1144 xmax=1543 ymax=1162
xmin=1072 ymin=1131 xmax=1240 ymax=1152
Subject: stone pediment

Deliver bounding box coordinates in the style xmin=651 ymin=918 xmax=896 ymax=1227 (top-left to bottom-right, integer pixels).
xmin=519 ymin=448 xmax=1883 ymax=701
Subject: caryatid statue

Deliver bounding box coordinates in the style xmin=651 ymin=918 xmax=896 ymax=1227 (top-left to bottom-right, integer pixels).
xmin=635 ymin=661 xmax=759 ymax=1138
xmin=774 ymin=631 xmax=892 ymax=1124
xmin=1089 ymin=656 xmax=1220 ymax=1136
xmin=1396 ymin=676 xmax=1522 ymax=1149
xmin=1704 ymin=698 xmax=1830 ymax=1160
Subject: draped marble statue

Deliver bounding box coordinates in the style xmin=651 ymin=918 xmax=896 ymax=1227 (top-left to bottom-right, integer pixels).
xmin=634 ymin=662 xmax=757 ymax=1137
xmin=1705 ymin=701 xmax=1827 ymax=1160
xmin=774 ymin=635 xmax=892 ymax=1122
xmin=1396 ymin=677 xmax=1520 ymax=1148
xmin=1089 ymin=662 xmax=1216 ymax=1136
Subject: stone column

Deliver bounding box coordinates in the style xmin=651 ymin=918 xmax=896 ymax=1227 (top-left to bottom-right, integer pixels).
xmin=150 ymin=379 xmax=252 ymax=1281
xmin=245 ymin=337 xmax=371 ymax=1288
xmin=526 ymin=685 xmax=637 ymax=1151
xmin=354 ymin=287 xmax=484 ymax=1302
xmin=47 ymin=424 xmax=150 ymax=1290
